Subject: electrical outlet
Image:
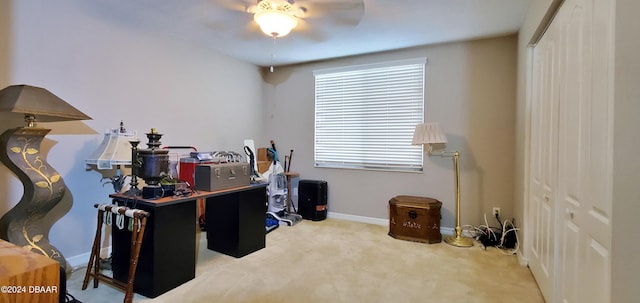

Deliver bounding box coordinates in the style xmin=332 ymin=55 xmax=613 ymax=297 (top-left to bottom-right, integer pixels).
xmin=492 ymin=207 xmax=501 ymax=216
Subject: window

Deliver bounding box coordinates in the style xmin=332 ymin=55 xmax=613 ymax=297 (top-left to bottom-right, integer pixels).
xmin=314 ymin=58 xmax=426 ymax=172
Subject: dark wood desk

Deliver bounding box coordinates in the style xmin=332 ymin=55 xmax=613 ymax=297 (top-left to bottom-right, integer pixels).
xmin=109 ymin=184 xmax=267 ymax=298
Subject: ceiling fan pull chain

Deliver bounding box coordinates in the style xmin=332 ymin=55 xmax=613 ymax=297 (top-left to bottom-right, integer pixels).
xmin=270 ymin=36 xmax=277 ymax=73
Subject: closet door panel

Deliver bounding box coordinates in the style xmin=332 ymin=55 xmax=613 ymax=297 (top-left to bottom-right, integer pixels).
xmin=582 ymin=0 xmax=613 ymax=301
xmin=528 ymin=21 xmax=559 ymax=302
xmin=557 ymin=0 xmax=613 ymax=302
xmin=586 ymin=0 xmax=614 ymax=245
xmin=557 ymin=3 xmax=587 ymax=302
xmin=560 ymin=220 xmax=580 ymax=302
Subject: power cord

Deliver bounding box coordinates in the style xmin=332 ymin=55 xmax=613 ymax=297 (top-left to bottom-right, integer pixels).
xmin=471 ymin=212 xmax=519 ymax=254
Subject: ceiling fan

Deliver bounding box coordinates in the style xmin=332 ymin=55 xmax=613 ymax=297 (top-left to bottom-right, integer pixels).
xmin=250 ymin=0 xmax=300 ymax=37
xmin=211 ymin=0 xmax=365 ymax=41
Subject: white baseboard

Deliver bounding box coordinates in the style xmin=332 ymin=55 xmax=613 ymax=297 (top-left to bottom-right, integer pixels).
xmin=440 ymin=227 xmax=455 ymax=235
xmin=327 ymin=211 xmax=455 ymax=235
xmin=327 ymin=212 xmax=388 ymax=225
xmin=516 ymin=250 xmax=529 ymax=267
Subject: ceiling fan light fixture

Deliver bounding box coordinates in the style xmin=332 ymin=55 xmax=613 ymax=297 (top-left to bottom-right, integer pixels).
xmin=254 ymin=0 xmax=298 ymax=38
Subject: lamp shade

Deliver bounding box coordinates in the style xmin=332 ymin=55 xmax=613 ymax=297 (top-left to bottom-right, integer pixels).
xmin=412 ymin=122 xmax=448 ymax=145
xmin=86 ymin=127 xmax=137 ymax=170
xmin=0 ymin=85 xmax=91 ymax=122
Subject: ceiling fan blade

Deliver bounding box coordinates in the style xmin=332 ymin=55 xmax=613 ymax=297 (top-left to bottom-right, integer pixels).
xmin=208 ymin=0 xmax=256 ymax=13
xmin=284 ymin=0 xmax=364 ymax=42
xmin=292 ymin=18 xmax=327 ymax=41
xmin=203 ymin=0 xmax=263 ymax=40
xmin=294 ymin=0 xmax=364 ymax=26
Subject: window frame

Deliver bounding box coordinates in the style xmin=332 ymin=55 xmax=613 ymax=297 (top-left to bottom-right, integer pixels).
xmin=313 ymin=58 xmax=427 ymax=172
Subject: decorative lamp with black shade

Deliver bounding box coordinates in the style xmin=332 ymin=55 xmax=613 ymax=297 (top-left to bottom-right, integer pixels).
xmin=412 ymin=122 xmax=473 ymax=247
xmin=0 ymin=84 xmax=92 ymax=269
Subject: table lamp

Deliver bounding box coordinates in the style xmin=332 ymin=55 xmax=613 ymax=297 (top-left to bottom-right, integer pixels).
xmin=0 ymin=84 xmax=92 ymax=268
xmin=85 ymin=121 xmax=137 ymax=192
xmin=412 ymin=122 xmax=473 ymax=247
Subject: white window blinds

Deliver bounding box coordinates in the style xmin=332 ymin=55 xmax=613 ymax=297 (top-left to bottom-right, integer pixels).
xmin=313 ymin=58 xmax=426 ymax=172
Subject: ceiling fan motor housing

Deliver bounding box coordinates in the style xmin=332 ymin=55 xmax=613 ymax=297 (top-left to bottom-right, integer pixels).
xmin=254 ymin=0 xmax=298 ymax=37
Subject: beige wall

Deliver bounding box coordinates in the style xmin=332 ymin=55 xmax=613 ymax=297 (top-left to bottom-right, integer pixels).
xmin=1 ymin=0 xmax=266 ymax=260
xmin=0 ymin=0 xmax=21 ymax=219
xmin=0 ymin=0 xmax=9 ymax=87
xmin=263 ymin=35 xmax=518 ymax=229
xmin=612 ymin=1 xmax=640 ymax=301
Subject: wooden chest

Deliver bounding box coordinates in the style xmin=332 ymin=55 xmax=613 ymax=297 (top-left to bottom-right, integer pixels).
xmin=388 ymin=196 xmax=442 ymax=244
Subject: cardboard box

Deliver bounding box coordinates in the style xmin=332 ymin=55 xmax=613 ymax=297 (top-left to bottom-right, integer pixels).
xmin=257 ymin=161 xmax=271 ymax=174
xmin=257 ymin=148 xmax=268 ymax=161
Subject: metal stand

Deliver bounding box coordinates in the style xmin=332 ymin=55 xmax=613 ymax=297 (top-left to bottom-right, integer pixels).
xmin=442 ymin=151 xmax=473 ymax=247
xmin=124 ymin=140 xmax=141 ymax=196
xmin=282 ymin=172 xmax=302 ymax=225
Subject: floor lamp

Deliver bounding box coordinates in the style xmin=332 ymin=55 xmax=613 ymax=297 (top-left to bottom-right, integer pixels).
xmin=0 ymin=84 xmax=92 ymax=268
xmin=412 ymin=122 xmax=473 ymax=247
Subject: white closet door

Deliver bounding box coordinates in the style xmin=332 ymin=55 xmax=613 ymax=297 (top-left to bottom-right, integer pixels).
xmin=556 ymin=0 xmax=613 ymax=302
xmin=528 ymin=0 xmax=614 ymax=302
xmin=528 ymin=16 xmax=560 ymax=303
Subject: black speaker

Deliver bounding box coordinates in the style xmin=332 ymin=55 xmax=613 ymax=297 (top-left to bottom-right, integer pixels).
xmin=298 ymin=180 xmax=328 ymax=221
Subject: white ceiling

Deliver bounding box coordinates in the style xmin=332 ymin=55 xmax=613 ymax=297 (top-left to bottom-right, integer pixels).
xmin=88 ymin=0 xmax=531 ymax=67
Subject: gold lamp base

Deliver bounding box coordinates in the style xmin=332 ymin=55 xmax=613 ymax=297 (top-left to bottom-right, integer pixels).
xmin=444 ymin=235 xmax=474 ymax=247
xmin=444 ymin=225 xmax=473 ymax=247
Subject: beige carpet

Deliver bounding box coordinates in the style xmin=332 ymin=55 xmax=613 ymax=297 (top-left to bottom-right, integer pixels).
xmin=67 ymin=219 xmax=544 ymax=303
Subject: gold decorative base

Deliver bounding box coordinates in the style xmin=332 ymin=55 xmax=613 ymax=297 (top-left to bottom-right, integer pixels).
xmin=444 ymin=235 xmax=474 ymax=247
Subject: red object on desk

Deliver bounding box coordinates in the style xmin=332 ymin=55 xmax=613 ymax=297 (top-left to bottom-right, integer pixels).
xmin=178 ymin=158 xmax=213 ymax=186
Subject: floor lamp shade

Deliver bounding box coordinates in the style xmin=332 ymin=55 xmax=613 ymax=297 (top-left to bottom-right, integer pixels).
xmin=0 ymin=84 xmax=91 ymax=269
xmin=412 ymin=122 xmax=448 ymax=145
